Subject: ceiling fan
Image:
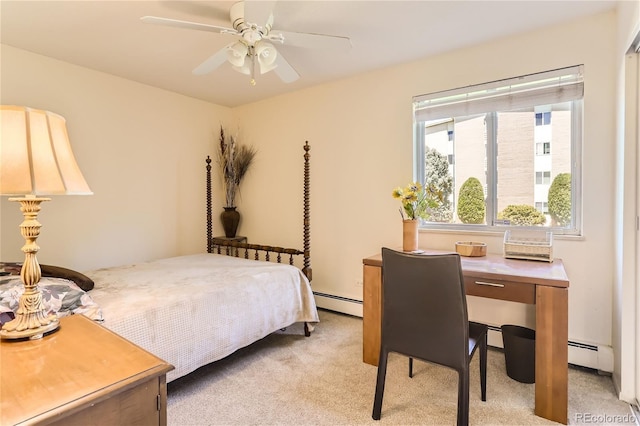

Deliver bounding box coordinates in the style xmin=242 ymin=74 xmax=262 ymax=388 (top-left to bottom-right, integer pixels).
xmin=141 ymin=1 xmax=351 ymax=86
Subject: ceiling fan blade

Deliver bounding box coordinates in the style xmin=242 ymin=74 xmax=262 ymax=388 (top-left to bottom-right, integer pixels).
xmin=158 ymin=1 xmax=229 ymax=23
xmin=273 ymin=53 xmax=299 ymax=83
xmin=192 ymin=47 xmax=231 ymax=75
xmin=141 ymin=16 xmax=237 ymax=35
xmin=243 ymin=0 xmax=277 ymax=27
xmin=271 ymin=30 xmax=351 ymax=50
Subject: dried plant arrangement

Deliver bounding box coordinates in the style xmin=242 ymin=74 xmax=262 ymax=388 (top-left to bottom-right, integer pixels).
xmin=218 ymin=126 xmax=257 ymax=208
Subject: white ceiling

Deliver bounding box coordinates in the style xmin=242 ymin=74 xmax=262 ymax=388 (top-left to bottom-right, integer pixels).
xmin=1 ymin=0 xmax=618 ymax=108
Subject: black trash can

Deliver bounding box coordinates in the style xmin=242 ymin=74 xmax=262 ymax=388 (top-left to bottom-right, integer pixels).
xmin=501 ymin=325 xmax=535 ymax=384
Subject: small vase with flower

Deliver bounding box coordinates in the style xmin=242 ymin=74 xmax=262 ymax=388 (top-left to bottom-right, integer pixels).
xmin=392 ymin=182 xmax=442 ymax=252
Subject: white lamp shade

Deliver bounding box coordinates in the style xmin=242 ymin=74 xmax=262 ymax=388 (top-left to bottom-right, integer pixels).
xmin=255 ymin=41 xmax=278 ymax=74
xmin=232 ymin=65 xmax=251 ymax=75
xmin=226 ymin=41 xmax=248 ymax=67
xmin=0 ymin=105 xmax=92 ymax=196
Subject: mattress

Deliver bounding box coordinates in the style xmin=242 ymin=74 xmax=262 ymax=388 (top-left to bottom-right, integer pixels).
xmin=86 ymin=253 xmax=319 ymax=382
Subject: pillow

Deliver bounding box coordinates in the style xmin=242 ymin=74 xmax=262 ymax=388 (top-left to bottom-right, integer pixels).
xmin=0 ymin=275 xmax=103 ymax=326
xmin=0 ymin=263 xmax=94 ymax=291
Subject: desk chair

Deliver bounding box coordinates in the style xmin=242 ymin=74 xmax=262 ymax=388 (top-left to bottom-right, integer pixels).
xmin=372 ymin=248 xmax=488 ymax=426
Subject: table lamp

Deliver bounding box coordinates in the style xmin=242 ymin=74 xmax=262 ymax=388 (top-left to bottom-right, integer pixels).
xmin=0 ymin=105 xmax=92 ymax=339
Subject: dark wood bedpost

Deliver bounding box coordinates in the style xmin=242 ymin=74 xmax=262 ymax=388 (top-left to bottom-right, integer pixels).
xmin=206 ymin=156 xmax=212 ymax=254
xmin=302 ymin=142 xmax=312 ymax=337
xmin=302 ymin=142 xmax=312 ymax=282
xmin=206 ymin=144 xmax=313 ymax=337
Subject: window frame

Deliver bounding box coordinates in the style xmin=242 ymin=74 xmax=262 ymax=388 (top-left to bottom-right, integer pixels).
xmin=536 ymin=141 xmax=551 ymax=155
xmin=412 ymin=66 xmax=583 ymax=236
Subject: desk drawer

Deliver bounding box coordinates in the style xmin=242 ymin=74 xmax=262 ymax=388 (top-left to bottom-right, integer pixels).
xmin=464 ymin=276 xmax=535 ymax=304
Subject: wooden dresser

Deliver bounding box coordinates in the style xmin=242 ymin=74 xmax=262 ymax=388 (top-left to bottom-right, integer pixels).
xmin=1 ymin=314 xmax=174 ymax=425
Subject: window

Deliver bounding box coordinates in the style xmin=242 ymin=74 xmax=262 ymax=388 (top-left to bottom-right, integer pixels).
xmin=535 ymin=112 xmax=551 ymax=126
xmin=413 ymin=65 xmax=583 ymax=234
xmin=535 ymin=201 xmax=549 ymax=214
xmin=536 ymin=171 xmax=551 ymax=185
xmin=536 ymin=142 xmax=551 ymax=155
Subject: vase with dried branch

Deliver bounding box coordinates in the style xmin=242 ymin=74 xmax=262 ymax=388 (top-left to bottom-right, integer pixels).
xmin=218 ymin=126 xmax=256 ymax=237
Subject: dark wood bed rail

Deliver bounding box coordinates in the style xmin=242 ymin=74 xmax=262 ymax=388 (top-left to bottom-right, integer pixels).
xmin=206 ymin=142 xmax=312 ymax=282
xmin=210 ymin=238 xmax=303 ymax=263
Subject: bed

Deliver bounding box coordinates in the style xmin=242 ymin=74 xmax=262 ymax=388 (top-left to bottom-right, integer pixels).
xmin=0 ymin=142 xmax=318 ymax=383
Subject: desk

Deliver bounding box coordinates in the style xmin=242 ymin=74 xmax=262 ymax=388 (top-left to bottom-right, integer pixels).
xmin=363 ymin=250 xmax=569 ymax=424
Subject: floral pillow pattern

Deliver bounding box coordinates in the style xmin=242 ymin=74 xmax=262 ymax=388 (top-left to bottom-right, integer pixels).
xmin=0 ymin=275 xmax=103 ymax=325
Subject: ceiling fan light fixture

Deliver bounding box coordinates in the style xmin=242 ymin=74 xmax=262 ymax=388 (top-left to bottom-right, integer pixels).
xmin=226 ymin=41 xmax=248 ymax=67
xmin=255 ymin=41 xmax=278 ymax=74
xmin=143 ymin=0 xmax=347 ymax=85
xmin=232 ymin=64 xmax=251 ymax=75
xmin=258 ymin=60 xmax=278 ymax=75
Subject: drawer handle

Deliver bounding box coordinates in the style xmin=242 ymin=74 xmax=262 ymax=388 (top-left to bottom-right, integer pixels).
xmin=475 ymin=281 xmax=505 ymax=288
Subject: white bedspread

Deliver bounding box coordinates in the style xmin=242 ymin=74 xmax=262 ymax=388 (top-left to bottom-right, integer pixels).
xmin=86 ymin=253 xmax=319 ymax=382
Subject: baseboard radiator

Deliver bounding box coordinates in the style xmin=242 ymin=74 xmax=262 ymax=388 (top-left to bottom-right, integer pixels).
xmin=314 ymin=292 xmax=363 ymax=317
xmin=313 ymin=293 xmax=613 ymax=372
xmin=486 ymin=326 xmax=613 ymax=372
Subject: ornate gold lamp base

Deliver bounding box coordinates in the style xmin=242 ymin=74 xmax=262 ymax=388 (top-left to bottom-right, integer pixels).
xmin=0 ymin=282 xmax=59 ymax=339
xmin=0 ymin=196 xmax=60 ymax=340
xmin=0 ymin=317 xmax=59 ymax=340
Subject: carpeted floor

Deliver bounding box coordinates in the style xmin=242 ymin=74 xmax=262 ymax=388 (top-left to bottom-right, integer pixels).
xmin=167 ymin=309 xmax=636 ymax=425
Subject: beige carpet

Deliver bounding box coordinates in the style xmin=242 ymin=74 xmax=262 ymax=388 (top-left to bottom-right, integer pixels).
xmin=167 ymin=309 xmax=636 ymax=425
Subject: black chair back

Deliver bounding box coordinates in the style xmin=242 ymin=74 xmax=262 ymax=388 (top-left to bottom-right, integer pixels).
xmin=381 ymin=247 xmax=469 ymax=371
xmin=374 ymin=247 xmax=488 ymax=424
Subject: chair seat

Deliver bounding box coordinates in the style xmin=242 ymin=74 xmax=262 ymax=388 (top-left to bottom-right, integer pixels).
xmin=468 ymin=321 xmax=488 ymax=356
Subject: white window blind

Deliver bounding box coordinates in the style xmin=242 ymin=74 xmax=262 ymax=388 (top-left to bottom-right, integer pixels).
xmin=413 ymin=65 xmax=584 ymax=121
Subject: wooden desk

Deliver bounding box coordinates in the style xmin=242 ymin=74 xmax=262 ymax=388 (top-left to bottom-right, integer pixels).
xmin=363 ymin=250 xmax=569 ymax=424
xmin=1 ymin=314 xmax=174 ymax=425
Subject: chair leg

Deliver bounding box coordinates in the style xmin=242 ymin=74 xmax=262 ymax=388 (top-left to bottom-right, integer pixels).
xmin=372 ymin=348 xmax=389 ymax=420
xmin=409 ymin=357 xmax=413 ymax=378
xmin=457 ymin=369 xmax=470 ymax=426
xmin=480 ymin=333 xmax=487 ymax=402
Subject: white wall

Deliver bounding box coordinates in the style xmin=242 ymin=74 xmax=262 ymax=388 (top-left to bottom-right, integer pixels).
xmin=233 ymin=11 xmax=618 ymax=358
xmin=0 ymin=44 xmax=233 ymax=270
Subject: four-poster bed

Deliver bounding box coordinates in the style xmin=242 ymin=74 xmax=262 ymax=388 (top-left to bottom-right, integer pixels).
xmin=1 ymin=142 xmax=317 ymax=383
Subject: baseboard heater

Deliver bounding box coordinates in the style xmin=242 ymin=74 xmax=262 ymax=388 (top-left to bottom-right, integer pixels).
xmin=313 ymin=293 xmax=612 ymax=372
xmin=313 ymin=292 xmax=363 ymax=317
xmin=486 ymin=325 xmax=611 ymax=372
